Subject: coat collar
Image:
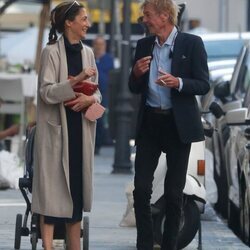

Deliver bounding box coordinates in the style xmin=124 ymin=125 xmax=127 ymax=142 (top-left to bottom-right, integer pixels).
xmin=171 ymin=32 xmax=185 ymax=75
xmin=146 ymin=31 xmax=183 ymax=75
xmin=58 ymin=36 xmax=68 ymax=81
xmin=57 ymin=36 xmax=87 ymax=81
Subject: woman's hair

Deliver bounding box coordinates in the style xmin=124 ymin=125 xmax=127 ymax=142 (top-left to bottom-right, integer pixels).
xmin=48 ymin=1 xmax=84 ymax=45
xmin=141 ymin=0 xmax=179 ymax=26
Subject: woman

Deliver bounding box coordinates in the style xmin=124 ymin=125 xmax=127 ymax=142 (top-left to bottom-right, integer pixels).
xmin=31 ymin=2 xmax=101 ymax=250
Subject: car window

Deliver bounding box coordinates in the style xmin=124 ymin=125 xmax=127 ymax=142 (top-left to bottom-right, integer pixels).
xmin=242 ymin=65 xmax=249 ymax=93
xmin=243 ymin=84 xmax=250 ymax=107
xmin=241 ymin=53 xmax=250 ymax=106
xmin=235 ymin=63 xmax=248 ymax=97
xmin=242 ymin=55 xmax=250 ymax=92
xmin=230 ymin=46 xmax=247 ymax=93
xmin=204 ymin=39 xmax=245 ymax=61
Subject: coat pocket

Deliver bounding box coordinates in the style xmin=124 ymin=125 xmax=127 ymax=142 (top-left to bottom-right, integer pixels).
xmin=46 ymin=120 xmax=62 ymax=153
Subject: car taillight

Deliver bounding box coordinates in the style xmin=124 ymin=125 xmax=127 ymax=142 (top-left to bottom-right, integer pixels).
xmin=197 ymin=160 xmax=205 ymax=176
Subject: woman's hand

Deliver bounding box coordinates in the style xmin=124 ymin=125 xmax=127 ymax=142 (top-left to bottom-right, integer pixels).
xmin=78 ymin=67 xmax=96 ymax=81
xmin=64 ymin=92 xmax=95 ymax=112
xmin=70 ymin=67 xmax=96 ymax=87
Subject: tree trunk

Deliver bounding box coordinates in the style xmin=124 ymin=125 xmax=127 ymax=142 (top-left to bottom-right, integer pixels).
xmin=35 ymin=1 xmax=51 ymax=73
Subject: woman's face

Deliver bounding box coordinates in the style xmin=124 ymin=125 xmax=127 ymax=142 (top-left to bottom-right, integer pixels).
xmin=66 ymin=8 xmax=91 ymax=41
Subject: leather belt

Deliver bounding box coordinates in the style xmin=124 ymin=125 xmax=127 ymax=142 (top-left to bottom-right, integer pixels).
xmin=145 ymin=106 xmax=172 ymax=115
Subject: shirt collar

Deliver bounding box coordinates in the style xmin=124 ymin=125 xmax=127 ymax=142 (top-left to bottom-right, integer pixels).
xmin=155 ymin=26 xmax=178 ymax=46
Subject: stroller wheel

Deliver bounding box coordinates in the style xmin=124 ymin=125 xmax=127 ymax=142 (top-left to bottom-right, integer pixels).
xmin=14 ymin=214 xmax=22 ymax=249
xmin=82 ymin=216 xmax=89 ymax=250
xmin=31 ymin=231 xmax=37 ymax=250
xmin=30 ymin=215 xmax=38 ymax=250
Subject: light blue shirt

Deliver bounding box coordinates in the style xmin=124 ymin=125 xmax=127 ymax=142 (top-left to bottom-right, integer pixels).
xmin=146 ymin=27 xmax=182 ymax=109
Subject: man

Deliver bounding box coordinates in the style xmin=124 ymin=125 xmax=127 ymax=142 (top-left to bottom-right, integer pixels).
xmin=128 ymin=1 xmax=210 ymax=250
xmin=0 ymin=124 xmax=19 ymax=141
xmin=0 ymin=99 xmax=19 ymax=150
xmin=92 ymin=36 xmax=114 ymax=154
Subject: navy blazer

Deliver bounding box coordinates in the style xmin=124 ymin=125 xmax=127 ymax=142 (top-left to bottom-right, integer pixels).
xmin=128 ymin=32 xmax=210 ymax=144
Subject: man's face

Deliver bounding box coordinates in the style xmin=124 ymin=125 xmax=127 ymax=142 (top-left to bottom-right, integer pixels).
xmin=142 ymin=4 xmax=168 ymax=35
xmin=93 ymin=38 xmax=106 ymax=58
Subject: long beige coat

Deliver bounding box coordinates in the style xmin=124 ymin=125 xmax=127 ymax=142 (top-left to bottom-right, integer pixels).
xmin=31 ymin=36 xmax=101 ymax=218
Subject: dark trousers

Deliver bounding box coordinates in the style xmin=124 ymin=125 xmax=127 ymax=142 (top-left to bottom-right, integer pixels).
xmin=133 ymin=109 xmax=191 ymax=250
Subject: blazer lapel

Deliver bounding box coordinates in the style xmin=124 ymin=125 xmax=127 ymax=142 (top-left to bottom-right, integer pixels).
xmin=144 ymin=35 xmax=156 ymax=58
xmin=142 ymin=36 xmax=155 ymax=84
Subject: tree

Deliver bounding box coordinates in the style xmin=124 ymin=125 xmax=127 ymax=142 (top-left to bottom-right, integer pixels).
xmin=35 ymin=0 xmax=51 ymax=72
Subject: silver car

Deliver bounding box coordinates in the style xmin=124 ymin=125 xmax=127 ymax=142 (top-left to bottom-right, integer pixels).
xmin=209 ymin=42 xmax=250 ymax=246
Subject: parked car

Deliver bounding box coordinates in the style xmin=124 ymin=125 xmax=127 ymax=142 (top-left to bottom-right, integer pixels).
xmin=201 ymin=66 xmax=233 ymax=111
xmin=209 ymin=42 xmax=250 ymax=245
xmin=198 ymin=33 xmax=250 ymax=112
xmin=208 ymin=59 xmax=236 ymax=71
xmin=199 ymin=32 xmax=250 ymax=62
xmin=213 ymin=104 xmax=250 ymax=246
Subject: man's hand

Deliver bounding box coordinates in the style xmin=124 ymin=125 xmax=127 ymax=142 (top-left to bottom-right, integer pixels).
xmin=133 ymin=56 xmax=152 ymax=78
xmin=155 ymin=69 xmax=179 ymax=89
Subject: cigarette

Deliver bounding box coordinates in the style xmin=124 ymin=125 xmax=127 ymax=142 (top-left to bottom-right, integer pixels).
xmin=160 ymin=79 xmax=166 ymax=85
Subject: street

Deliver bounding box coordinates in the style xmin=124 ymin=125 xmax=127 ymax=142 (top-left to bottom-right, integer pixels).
xmin=0 ymin=147 xmax=249 ymax=250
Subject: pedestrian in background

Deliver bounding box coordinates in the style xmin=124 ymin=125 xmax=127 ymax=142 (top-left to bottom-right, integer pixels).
xmin=0 ymin=124 xmax=19 ymax=141
xmin=92 ymin=36 xmax=114 ymax=155
xmin=31 ymin=1 xmax=101 ymax=250
xmin=0 ymin=100 xmax=20 ymax=150
xmin=128 ymin=0 xmax=210 ymax=249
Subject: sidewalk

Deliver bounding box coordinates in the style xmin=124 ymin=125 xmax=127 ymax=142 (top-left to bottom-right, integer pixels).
xmin=90 ymin=146 xmax=249 ymax=250
xmin=0 ymin=146 xmax=249 ymax=249
xmin=90 ymin=146 xmax=136 ymax=249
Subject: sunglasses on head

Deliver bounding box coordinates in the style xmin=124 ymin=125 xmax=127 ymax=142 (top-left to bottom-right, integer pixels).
xmin=64 ymin=0 xmax=80 ymax=15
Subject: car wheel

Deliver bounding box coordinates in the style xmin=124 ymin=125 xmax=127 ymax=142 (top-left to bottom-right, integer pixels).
xmin=239 ymin=183 xmax=244 ymax=240
xmin=240 ymin=190 xmax=250 ymax=245
xmin=154 ymin=198 xmax=200 ymax=249
xmin=227 ymin=200 xmax=240 ymax=233
xmin=244 ymin=193 xmax=250 ymax=245
xmin=214 ymin=159 xmax=229 ymax=218
xmin=239 ymin=176 xmax=250 ymax=245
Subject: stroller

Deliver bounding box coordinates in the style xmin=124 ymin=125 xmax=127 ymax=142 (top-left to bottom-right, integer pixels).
xmin=14 ymin=125 xmax=89 ymax=250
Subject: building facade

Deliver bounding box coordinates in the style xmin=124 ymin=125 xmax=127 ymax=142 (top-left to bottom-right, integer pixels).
xmin=0 ymin=0 xmax=248 ymax=32
xmin=176 ymin=0 xmax=248 ymax=32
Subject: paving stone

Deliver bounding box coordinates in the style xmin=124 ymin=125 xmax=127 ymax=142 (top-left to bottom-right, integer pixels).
xmin=0 ymin=146 xmax=249 ymax=250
